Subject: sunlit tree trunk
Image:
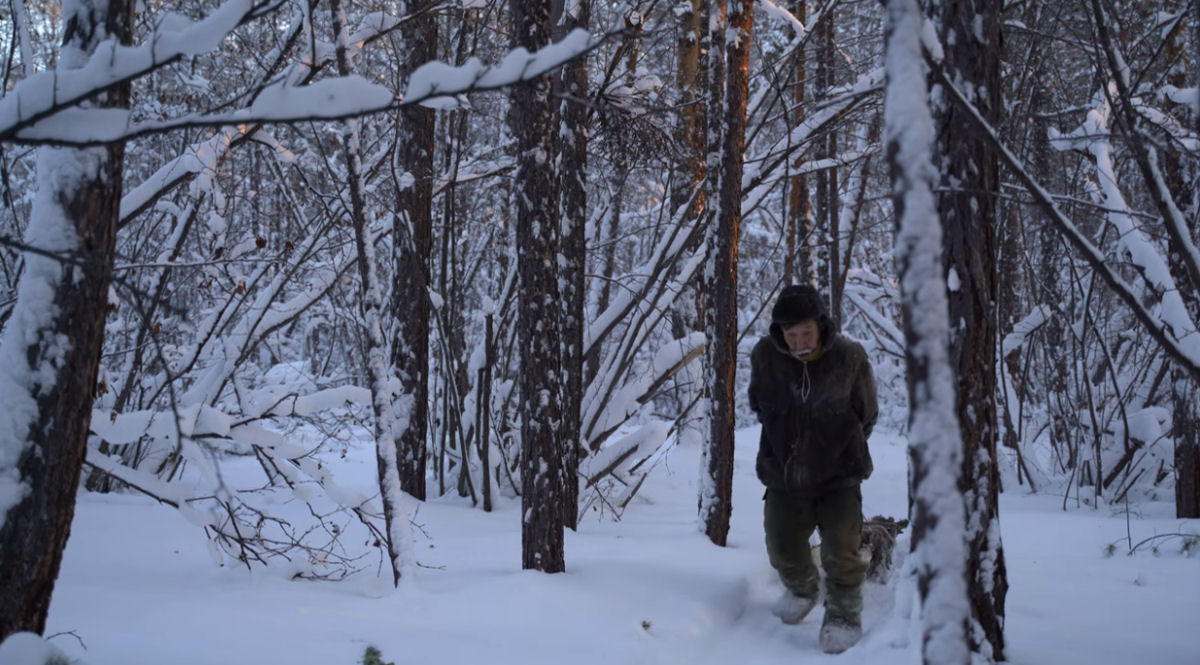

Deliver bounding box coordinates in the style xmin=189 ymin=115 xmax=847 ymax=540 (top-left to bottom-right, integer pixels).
xmin=669 ymin=0 xmax=707 ymax=451
xmin=929 ymin=0 xmax=1007 ymax=658
xmin=0 ymin=0 xmax=131 ymax=640
xmin=512 ymin=0 xmax=566 ymax=572
xmin=700 ymin=0 xmax=751 ymax=546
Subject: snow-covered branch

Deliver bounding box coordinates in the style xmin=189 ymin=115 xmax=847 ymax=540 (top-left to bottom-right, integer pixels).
xmin=2 ymin=23 xmax=604 ymax=147
xmin=925 ymin=42 xmax=1200 ymax=383
xmin=0 ymin=0 xmax=282 ymax=142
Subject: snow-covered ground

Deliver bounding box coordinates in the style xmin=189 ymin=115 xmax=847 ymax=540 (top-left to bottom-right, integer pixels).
xmin=29 ymin=425 xmax=1200 ymax=664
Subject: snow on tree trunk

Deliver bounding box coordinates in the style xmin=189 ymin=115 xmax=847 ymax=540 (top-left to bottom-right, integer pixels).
xmin=1161 ymin=0 xmax=1200 ymax=519
xmin=815 ymin=10 xmax=839 ymax=315
xmin=512 ymin=0 xmax=566 ymax=573
xmin=0 ymin=0 xmax=131 ymax=641
xmin=391 ymin=0 xmax=437 ymax=502
xmin=884 ymin=0 xmax=970 ymax=663
xmin=668 ymin=0 xmax=707 ymax=456
xmin=700 ymin=0 xmax=752 ymax=547
xmin=785 ymin=0 xmax=813 ymax=287
xmin=928 ymin=0 xmax=1007 ymax=657
xmin=556 ymin=0 xmax=589 ymax=531
xmin=330 ymin=0 xmax=414 ymax=587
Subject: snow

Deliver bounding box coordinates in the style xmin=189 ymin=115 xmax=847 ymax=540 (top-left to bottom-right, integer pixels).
xmin=21 ymin=426 xmax=1199 ymax=665
xmin=0 ymin=0 xmax=259 ymax=140
xmin=1001 ymin=305 xmax=1052 ymax=357
xmin=884 ymin=0 xmax=971 ymax=660
xmin=0 ymin=144 xmax=95 ymax=525
xmin=1048 ymin=98 xmax=1200 ymax=366
xmin=404 ymin=29 xmax=591 ymax=104
xmin=0 ymin=632 xmax=71 ymax=665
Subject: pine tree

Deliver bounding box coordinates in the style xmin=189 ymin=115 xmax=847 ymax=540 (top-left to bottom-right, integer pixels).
xmin=512 ymin=0 xmax=566 ymax=572
xmin=700 ymin=0 xmax=753 ymax=547
xmin=0 ymin=0 xmax=132 ymax=640
xmin=928 ymin=0 xmax=1007 ymax=657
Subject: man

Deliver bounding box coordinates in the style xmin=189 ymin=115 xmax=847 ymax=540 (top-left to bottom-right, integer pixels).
xmin=749 ymin=283 xmax=878 ymax=654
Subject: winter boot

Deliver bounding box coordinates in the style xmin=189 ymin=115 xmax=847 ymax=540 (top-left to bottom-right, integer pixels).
xmin=770 ymin=591 xmax=817 ymax=625
xmin=819 ymin=608 xmax=862 ymax=654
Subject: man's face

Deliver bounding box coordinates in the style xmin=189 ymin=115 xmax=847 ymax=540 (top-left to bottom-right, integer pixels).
xmin=783 ymin=320 xmax=820 ymax=352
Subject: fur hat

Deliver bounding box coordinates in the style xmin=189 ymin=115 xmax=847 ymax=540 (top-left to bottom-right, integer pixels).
xmin=771 ymin=284 xmax=835 ymax=341
xmin=772 ymin=284 xmax=826 ymax=325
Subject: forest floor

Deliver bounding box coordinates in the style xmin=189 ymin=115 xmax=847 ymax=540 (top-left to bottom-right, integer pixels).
xmin=37 ymin=425 xmax=1200 ymax=665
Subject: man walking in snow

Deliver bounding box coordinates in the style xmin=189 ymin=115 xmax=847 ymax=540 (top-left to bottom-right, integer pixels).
xmin=749 ymin=283 xmax=878 ymax=654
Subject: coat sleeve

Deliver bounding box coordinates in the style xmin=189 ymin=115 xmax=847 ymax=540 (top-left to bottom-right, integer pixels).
xmin=749 ymin=340 xmax=785 ymax=489
xmin=853 ymin=347 xmax=879 ymax=439
xmin=748 ymin=348 xmax=761 ymax=418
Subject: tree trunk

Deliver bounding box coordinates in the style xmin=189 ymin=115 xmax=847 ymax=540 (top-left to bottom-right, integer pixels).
xmin=815 ymin=12 xmax=841 ymax=318
xmin=0 ymin=0 xmax=131 ymax=641
xmin=556 ymin=0 xmax=589 ymax=531
xmin=331 ymin=0 xmax=412 ymax=586
xmin=929 ymin=0 xmax=1007 ymax=659
xmin=668 ymin=0 xmax=708 ymax=452
xmin=1174 ymin=371 xmax=1200 ymax=517
xmin=884 ymin=0 xmax=970 ymax=662
xmin=512 ymin=0 xmax=566 ymax=572
xmin=701 ymin=0 xmax=751 ymax=547
xmin=391 ymin=0 xmax=437 ymax=502
xmin=1164 ymin=0 xmax=1200 ymax=518
xmin=784 ymin=0 xmax=811 ymax=286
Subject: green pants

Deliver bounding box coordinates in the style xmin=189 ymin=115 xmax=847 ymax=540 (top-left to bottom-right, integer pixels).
xmin=764 ymin=485 xmax=866 ymax=616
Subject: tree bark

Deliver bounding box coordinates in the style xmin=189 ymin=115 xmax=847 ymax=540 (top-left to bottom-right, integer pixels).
xmin=701 ymin=0 xmax=751 ymax=547
xmin=816 ymin=12 xmax=841 ymax=319
xmin=668 ymin=0 xmax=708 ymax=454
xmin=0 ymin=0 xmax=132 ymax=641
xmin=885 ymin=0 xmax=970 ymax=662
xmin=512 ymin=0 xmax=566 ymax=572
xmin=1164 ymin=0 xmax=1200 ymax=518
xmin=929 ymin=0 xmax=1007 ymax=658
xmin=556 ymin=0 xmax=589 ymax=531
xmin=331 ymin=0 xmax=412 ymax=586
xmin=785 ymin=0 xmax=813 ymax=286
xmin=391 ymin=0 xmax=437 ymax=502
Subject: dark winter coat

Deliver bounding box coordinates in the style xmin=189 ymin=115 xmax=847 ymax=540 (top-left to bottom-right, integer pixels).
xmin=749 ymin=324 xmax=879 ymax=497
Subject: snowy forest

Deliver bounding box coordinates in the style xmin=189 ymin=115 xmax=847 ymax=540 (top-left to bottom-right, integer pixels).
xmin=0 ymin=0 xmax=1197 ymax=663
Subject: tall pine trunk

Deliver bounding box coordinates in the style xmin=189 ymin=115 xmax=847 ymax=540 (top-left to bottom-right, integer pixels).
xmin=815 ymin=12 xmax=840 ymax=317
xmin=929 ymin=0 xmax=1007 ymax=658
xmin=884 ymin=0 xmax=970 ymax=662
xmin=391 ymin=0 xmax=437 ymax=501
xmin=669 ymin=0 xmax=707 ymax=451
xmin=557 ymin=0 xmax=589 ymax=531
xmin=700 ymin=0 xmax=752 ymax=546
xmin=512 ymin=0 xmax=566 ymax=572
xmin=1164 ymin=0 xmax=1200 ymax=519
xmin=0 ymin=0 xmax=131 ymax=640
xmin=785 ymin=0 xmax=813 ymax=286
